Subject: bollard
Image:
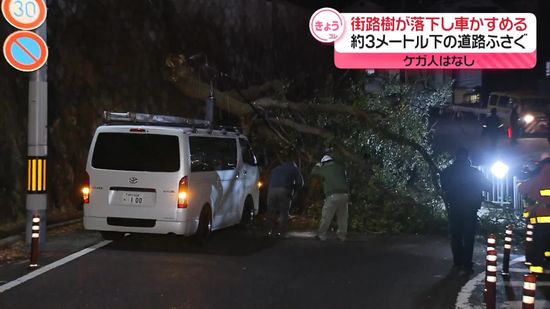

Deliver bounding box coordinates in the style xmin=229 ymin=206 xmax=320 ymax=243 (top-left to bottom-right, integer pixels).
xmin=487 ymin=234 xmax=496 ymax=254
xmin=485 ymin=248 xmax=497 ymax=309
xmin=502 ymin=226 xmax=513 ymax=276
xmin=522 ymin=274 xmax=536 ymax=309
xmin=29 ymin=214 xmax=40 ymax=269
xmin=525 ymin=224 xmax=534 ymax=266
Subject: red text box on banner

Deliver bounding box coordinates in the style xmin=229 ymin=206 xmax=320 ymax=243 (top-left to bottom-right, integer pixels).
xmin=332 ymin=13 xmax=536 ymax=69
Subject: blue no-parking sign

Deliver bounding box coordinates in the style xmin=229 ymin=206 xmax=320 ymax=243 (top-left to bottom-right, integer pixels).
xmin=2 ymin=30 xmax=47 ymax=72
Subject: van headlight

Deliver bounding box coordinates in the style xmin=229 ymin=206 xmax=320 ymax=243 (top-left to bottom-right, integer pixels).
xmin=523 ymin=114 xmax=535 ymax=124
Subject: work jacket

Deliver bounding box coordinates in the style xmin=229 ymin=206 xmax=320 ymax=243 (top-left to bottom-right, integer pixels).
xmin=311 ymin=161 xmax=348 ymax=196
xmin=519 ymin=160 xmax=550 ymax=206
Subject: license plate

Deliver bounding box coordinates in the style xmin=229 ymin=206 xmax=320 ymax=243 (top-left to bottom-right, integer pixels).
xmin=121 ymin=192 xmax=145 ymax=205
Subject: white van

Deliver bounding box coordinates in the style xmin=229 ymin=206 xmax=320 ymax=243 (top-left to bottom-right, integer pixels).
xmin=83 ymin=112 xmax=260 ymax=241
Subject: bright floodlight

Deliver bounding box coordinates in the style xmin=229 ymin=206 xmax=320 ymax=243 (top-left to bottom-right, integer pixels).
xmin=524 ymin=114 xmax=535 ymax=124
xmin=491 ymin=161 xmax=509 ymax=179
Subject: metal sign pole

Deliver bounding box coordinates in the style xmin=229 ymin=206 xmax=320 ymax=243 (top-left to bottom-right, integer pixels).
xmin=25 ymin=20 xmax=48 ymax=245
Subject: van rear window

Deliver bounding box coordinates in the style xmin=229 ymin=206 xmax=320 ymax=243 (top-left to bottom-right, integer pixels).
xmin=92 ymin=133 xmax=180 ymax=172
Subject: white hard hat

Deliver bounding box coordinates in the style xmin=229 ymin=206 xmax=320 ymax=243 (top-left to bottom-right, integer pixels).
xmin=321 ymin=155 xmax=333 ymax=163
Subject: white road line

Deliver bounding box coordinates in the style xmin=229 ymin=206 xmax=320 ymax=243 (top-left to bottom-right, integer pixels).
xmin=500 ymin=300 xmax=550 ymax=309
xmin=0 ymin=240 xmax=111 ymax=293
xmin=455 ymin=256 xmax=524 ymax=309
xmin=285 ymin=231 xmax=317 ymax=238
xmin=507 ymin=267 xmax=529 ymax=274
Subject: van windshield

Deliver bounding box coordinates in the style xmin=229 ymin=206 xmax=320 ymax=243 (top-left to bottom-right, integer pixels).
xmin=92 ymin=133 xmax=180 ymax=172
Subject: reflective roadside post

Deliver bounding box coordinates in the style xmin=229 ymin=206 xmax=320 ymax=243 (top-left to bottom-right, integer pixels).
xmin=502 ymin=225 xmax=513 ymax=276
xmin=485 ymin=235 xmax=497 ymax=309
xmin=522 ymin=274 xmax=536 ymax=309
xmin=29 ymin=214 xmax=40 ymax=269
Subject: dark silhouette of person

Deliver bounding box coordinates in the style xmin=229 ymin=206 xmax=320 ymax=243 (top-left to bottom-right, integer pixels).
xmin=440 ymin=148 xmax=489 ymax=274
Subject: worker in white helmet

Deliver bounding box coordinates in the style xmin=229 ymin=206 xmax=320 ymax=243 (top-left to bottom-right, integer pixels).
xmin=311 ymin=155 xmax=350 ymax=241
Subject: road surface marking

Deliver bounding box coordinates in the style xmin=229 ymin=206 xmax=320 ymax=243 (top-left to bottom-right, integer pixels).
xmin=285 ymin=231 xmax=317 ymax=238
xmin=507 ymin=267 xmax=529 ymax=273
xmin=0 ymin=240 xmax=111 ymax=293
xmin=500 ymin=300 xmax=550 ymax=309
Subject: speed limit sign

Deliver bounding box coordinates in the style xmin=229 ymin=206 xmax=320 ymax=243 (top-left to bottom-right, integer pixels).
xmin=1 ymin=0 xmax=47 ymax=30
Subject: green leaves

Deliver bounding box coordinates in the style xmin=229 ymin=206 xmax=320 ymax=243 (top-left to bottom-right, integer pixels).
xmin=264 ymin=74 xmax=453 ymax=233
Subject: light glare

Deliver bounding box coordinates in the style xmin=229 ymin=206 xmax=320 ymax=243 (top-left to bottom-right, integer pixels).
xmin=491 ymin=161 xmax=509 ymax=179
xmin=524 ymin=114 xmax=535 ymax=124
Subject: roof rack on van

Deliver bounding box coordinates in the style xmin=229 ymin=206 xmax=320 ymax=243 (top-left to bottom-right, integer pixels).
xmin=103 ymin=111 xmax=211 ymax=128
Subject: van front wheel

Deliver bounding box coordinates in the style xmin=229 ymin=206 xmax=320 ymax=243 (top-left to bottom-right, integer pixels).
xmin=194 ymin=206 xmax=212 ymax=244
xmin=239 ymin=197 xmax=254 ymax=228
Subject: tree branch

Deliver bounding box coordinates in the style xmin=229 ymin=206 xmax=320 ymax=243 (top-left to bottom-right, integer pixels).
xmin=254 ymin=98 xmax=387 ymax=119
xmin=262 ymin=99 xmax=441 ymax=193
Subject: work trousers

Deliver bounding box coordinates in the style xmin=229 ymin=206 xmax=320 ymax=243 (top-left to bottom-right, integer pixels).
xmin=449 ymin=208 xmax=478 ymax=269
xmin=318 ymin=193 xmax=349 ymax=241
xmin=532 ymin=223 xmax=550 ymax=268
xmin=266 ymin=187 xmax=292 ymax=234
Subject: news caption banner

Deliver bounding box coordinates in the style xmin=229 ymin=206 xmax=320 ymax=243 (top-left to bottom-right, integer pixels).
xmin=309 ymin=8 xmax=537 ymax=69
xmin=1 ymin=0 xmax=48 ymax=72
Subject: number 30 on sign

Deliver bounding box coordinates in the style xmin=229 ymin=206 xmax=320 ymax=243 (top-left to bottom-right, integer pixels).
xmin=1 ymin=0 xmax=47 ymax=30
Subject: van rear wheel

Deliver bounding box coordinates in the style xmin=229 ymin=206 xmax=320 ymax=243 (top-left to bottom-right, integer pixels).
xmin=194 ymin=206 xmax=212 ymax=244
xmin=101 ymin=231 xmax=124 ymax=241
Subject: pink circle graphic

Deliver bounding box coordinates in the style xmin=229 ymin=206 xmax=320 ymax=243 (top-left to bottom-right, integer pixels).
xmin=309 ymin=7 xmax=345 ymax=44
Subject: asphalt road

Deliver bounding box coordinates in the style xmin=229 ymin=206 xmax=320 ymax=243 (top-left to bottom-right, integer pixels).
xmin=0 ymin=226 xmax=473 ymax=309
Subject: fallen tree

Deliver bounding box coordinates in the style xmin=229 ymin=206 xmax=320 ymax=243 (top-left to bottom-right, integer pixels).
xmin=165 ymin=54 xmax=452 ymax=233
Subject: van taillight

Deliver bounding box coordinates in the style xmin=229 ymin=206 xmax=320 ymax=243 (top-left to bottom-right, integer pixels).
xmin=178 ymin=176 xmax=188 ymax=208
xmin=82 ymin=172 xmax=90 ymax=204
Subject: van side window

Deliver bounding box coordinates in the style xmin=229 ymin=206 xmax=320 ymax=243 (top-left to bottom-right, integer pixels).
xmin=488 ymin=95 xmax=498 ymax=107
xmin=239 ymin=138 xmax=257 ymax=166
xmin=189 ymin=137 xmax=237 ymax=172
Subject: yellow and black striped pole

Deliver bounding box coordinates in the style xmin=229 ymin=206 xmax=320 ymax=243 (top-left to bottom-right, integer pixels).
xmin=24 ymin=13 xmax=49 ymax=245
xmin=27 ymin=157 xmax=47 ymax=193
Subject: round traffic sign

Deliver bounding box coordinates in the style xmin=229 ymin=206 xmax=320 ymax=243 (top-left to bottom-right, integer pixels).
xmin=2 ymin=0 xmax=47 ymax=30
xmin=3 ymin=30 xmax=48 ymax=72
